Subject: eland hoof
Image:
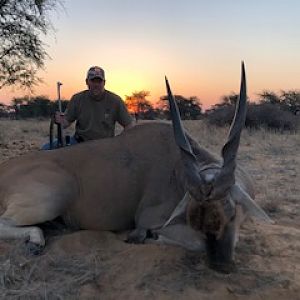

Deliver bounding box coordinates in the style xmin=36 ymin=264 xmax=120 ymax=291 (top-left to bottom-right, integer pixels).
xmin=25 ymin=241 xmax=44 ymax=256
xmin=126 ymin=228 xmax=154 ymax=244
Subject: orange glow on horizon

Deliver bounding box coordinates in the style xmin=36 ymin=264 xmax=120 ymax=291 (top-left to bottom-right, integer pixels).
xmin=0 ymin=65 xmax=296 ymax=111
xmin=0 ymin=79 xmax=260 ymax=111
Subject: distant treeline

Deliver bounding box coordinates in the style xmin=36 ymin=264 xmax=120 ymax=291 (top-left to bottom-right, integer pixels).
xmin=0 ymin=90 xmax=299 ymax=131
xmin=207 ymin=90 xmax=300 ymax=131
xmin=0 ymin=92 xmax=203 ymax=121
xmin=0 ymin=96 xmax=69 ymax=119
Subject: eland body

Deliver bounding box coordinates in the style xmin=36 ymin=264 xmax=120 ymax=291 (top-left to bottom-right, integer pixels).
xmin=0 ymin=63 xmax=272 ymax=272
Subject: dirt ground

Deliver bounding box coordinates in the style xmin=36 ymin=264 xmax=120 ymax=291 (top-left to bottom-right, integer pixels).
xmin=0 ymin=119 xmax=299 ymax=300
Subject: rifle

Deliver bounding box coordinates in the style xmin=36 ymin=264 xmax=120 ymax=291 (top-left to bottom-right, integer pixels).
xmin=49 ymin=82 xmax=65 ymax=149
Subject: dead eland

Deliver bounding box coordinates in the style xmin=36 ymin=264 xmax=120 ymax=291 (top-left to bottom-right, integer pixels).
xmin=0 ymin=63 xmax=272 ymax=273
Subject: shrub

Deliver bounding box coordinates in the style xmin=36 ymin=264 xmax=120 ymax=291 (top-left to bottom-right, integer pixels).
xmin=205 ymin=105 xmax=234 ymax=127
xmin=247 ymin=103 xmax=299 ymax=131
xmin=206 ymin=103 xmax=299 ymax=132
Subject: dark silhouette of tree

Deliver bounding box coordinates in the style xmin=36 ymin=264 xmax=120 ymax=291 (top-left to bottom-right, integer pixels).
xmin=212 ymin=92 xmax=239 ymax=108
xmin=221 ymin=93 xmax=239 ymax=106
xmin=0 ymin=102 xmax=6 ymax=117
xmin=11 ymin=95 xmax=68 ymax=119
xmin=280 ymin=90 xmax=300 ymax=115
xmin=207 ymin=92 xmax=249 ymax=115
xmin=0 ymin=0 xmax=61 ymax=89
xmin=258 ymin=90 xmax=300 ymax=115
xmin=258 ymin=91 xmax=281 ymax=105
xmin=158 ymin=95 xmax=202 ymax=120
xmin=125 ymin=91 xmax=156 ymax=121
xmin=11 ymin=96 xmax=27 ymax=119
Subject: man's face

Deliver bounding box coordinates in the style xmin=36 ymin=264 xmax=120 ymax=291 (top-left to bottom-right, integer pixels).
xmin=86 ymin=77 xmax=105 ymax=96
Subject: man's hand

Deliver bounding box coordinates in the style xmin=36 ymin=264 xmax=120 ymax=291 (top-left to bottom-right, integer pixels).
xmin=55 ymin=111 xmax=65 ymax=125
xmin=54 ymin=111 xmax=71 ymax=129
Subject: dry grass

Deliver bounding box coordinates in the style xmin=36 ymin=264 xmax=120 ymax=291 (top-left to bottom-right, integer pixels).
xmin=0 ymin=244 xmax=102 ymax=299
xmin=0 ymin=119 xmax=75 ymax=161
xmin=0 ymin=118 xmax=299 ymax=299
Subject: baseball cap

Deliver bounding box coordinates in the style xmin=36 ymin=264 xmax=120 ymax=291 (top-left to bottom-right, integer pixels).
xmin=86 ymin=66 xmax=105 ymax=80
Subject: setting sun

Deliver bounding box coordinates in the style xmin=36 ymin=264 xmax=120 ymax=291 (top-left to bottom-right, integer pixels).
xmin=106 ymin=69 xmax=149 ymax=100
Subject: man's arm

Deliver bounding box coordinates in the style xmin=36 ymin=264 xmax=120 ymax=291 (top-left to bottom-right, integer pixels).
xmin=117 ymin=98 xmax=134 ymax=130
xmin=56 ymin=94 xmax=78 ymax=129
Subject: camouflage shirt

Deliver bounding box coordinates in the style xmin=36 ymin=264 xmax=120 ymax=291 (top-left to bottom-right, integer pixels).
xmin=66 ymin=90 xmax=132 ymax=141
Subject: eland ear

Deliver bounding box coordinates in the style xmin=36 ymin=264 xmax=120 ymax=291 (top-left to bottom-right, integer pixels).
xmin=230 ymin=184 xmax=274 ymax=224
xmin=162 ymin=192 xmax=191 ymax=228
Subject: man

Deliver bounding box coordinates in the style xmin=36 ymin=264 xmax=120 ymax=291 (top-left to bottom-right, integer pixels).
xmin=43 ymin=66 xmax=133 ymax=149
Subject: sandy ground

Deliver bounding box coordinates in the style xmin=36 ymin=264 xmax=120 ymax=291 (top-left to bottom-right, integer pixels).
xmin=0 ymin=119 xmax=299 ymax=299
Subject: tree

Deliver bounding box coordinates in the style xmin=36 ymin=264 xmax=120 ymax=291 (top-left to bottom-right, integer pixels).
xmin=207 ymin=92 xmax=249 ymax=117
xmin=0 ymin=0 xmax=60 ymax=89
xmin=258 ymin=90 xmax=300 ymax=115
xmin=258 ymin=91 xmax=281 ymax=105
xmin=11 ymin=95 xmax=68 ymax=118
xmin=125 ymin=91 xmax=155 ymax=121
xmin=280 ymin=90 xmax=300 ymax=115
xmin=0 ymin=102 xmax=6 ymax=117
xmin=213 ymin=92 xmax=239 ymax=108
xmin=157 ymin=95 xmax=202 ymax=120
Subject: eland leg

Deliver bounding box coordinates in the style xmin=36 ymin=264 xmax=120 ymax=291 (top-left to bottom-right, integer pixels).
xmin=126 ymin=199 xmax=179 ymax=244
xmin=0 ymin=218 xmax=45 ymax=255
xmin=127 ymin=188 xmax=189 ymax=244
xmin=0 ymin=172 xmax=77 ymax=254
xmin=145 ymin=224 xmax=206 ymax=252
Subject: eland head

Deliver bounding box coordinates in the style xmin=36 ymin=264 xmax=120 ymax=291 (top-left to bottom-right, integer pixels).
xmin=165 ymin=62 xmax=273 ymax=272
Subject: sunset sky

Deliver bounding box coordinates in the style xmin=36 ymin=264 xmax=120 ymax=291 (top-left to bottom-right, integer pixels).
xmin=0 ymin=0 xmax=299 ymax=109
